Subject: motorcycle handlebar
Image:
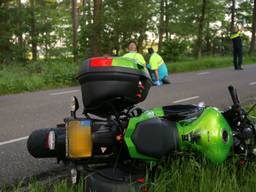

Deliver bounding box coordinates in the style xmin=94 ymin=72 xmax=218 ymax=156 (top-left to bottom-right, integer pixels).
xmin=228 ymin=86 xmax=240 ymax=106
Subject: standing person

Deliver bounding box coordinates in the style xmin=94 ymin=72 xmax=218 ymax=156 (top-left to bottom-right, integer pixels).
xmin=147 ymin=48 xmax=170 ymax=86
xmin=122 ymin=41 xmax=146 ymax=67
xmin=231 ymin=25 xmax=243 ymax=70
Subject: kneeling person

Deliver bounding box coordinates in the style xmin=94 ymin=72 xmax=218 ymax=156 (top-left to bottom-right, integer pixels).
xmin=147 ymin=48 xmax=170 ymax=86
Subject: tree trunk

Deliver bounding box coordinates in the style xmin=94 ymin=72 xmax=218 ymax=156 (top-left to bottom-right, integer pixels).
xmin=0 ymin=1 xmax=11 ymax=63
xmin=205 ymin=22 xmax=211 ymax=55
xmin=30 ymin=0 xmax=37 ymax=61
xmin=44 ymin=32 xmax=49 ymax=59
xmin=230 ymin=0 xmax=235 ymax=31
xmin=164 ymin=0 xmax=169 ymax=40
xmin=196 ymin=0 xmax=207 ymax=59
xmin=17 ymin=0 xmax=23 ymax=60
xmin=82 ymin=0 xmax=87 ymax=19
xmin=88 ymin=0 xmax=93 ymax=25
xmin=92 ymin=0 xmax=102 ymax=56
xmin=249 ymin=0 xmax=256 ymax=55
xmin=72 ymin=0 xmax=78 ymax=62
xmin=158 ymin=0 xmax=164 ymax=52
xmin=138 ymin=32 xmax=146 ymax=53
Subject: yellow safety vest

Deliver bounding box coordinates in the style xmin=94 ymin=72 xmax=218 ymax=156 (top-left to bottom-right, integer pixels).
xmin=149 ymin=53 xmax=164 ymax=70
xmin=231 ymin=31 xmax=241 ymax=39
xmin=122 ymin=52 xmax=146 ymax=66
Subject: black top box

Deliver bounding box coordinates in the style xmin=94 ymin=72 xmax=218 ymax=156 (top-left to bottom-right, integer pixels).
xmin=76 ymin=57 xmax=152 ymax=117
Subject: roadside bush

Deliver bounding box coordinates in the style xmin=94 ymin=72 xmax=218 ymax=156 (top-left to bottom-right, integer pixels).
xmin=160 ymin=39 xmax=189 ymax=62
xmin=42 ymin=61 xmax=78 ymax=86
xmin=0 ymin=59 xmax=79 ymax=95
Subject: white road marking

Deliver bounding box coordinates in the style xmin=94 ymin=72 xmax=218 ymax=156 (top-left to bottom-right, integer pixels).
xmin=198 ymin=72 xmax=209 ymax=75
xmin=249 ymin=82 xmax=256 ymax=86
xmin=0 ymin=136 xmax=28 ymax=146
xmin=173 ymin=96 xmax=200 ymax=104
xmin=49 ymin=89 xmax=79 ymax=96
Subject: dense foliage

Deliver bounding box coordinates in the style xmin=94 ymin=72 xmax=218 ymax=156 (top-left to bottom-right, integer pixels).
xmin=1 ymin=0 xmax=256 ymax=64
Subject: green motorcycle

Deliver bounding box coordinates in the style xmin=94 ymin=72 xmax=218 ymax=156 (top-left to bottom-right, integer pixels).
xmin=27 ymin=57 xmax=256 ymax=191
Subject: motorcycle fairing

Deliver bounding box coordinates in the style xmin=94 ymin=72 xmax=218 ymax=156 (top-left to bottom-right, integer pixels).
xmin=125 ymin=108 xmax=165 ymax=161
xmin=125 ymin=107 xmax=234 ymax=164
xmin=177 ymin=107 xmax=233 ymax=163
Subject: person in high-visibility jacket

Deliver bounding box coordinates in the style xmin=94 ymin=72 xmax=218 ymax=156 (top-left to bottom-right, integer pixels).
xmin=147 ymin=48 xmax=170 ymax=86
xmin=122 ymin=41 xmax=146 ymax=67
xmin=230 ymin=25 xmax=243 ymax=70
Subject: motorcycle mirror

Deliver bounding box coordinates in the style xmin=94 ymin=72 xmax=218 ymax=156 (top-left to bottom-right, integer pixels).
xmin=70 ymin=96 xmax=79 ymax=118
xmin=198 ymin=102 xmax=205 ymax=108
xmin=228 ymin=85 xmax=240 ymax=106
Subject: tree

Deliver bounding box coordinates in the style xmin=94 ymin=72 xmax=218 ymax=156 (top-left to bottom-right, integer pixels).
xmin=230 ymin=0 xmax=236 ymax=31
xmin=0 ymin=1 xmax=12 ymax=63
xmin=0 ymin=0 xmax=252 ymax=63
xmin=92 ymin=0 xmax=102 ymax=56
xmin=158 ymin=0 xmax=165 ymax=52
xmin=29 ymin=0 xmax=37 ymax=61
xmin=195 ymin=0 xmax=207 ymax=58
xmin=16 ymin=0 xmax=23 ymax=60
xmin=71 ymin=0 xmax=78 ymax=62
xmin=249 ymin=0 xmax=256 ymax=55
xmin=164 ymin=0 xmax=169 ymax=39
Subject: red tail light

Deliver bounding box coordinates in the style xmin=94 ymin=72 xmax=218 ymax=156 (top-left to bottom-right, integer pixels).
xmin=136 ymin=177 xmax=145 ymax=183
xmin=44 ymin=131 xmax=55 ymax=150
xmin=90 ymin=58 xmax=113 ymax=67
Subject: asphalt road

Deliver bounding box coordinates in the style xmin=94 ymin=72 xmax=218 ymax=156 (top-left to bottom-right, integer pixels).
xmin=0 ymin=65 xmax=256 ymax=187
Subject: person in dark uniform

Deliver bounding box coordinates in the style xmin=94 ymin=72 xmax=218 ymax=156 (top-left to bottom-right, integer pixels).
xmin=230 ymin=25 xmax=243 ymax=70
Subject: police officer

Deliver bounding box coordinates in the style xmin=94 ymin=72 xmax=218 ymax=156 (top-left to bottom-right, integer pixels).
xmin=147 ymin=48 xmax=170 ymax=86
xmin=231 ymin=25 xmax=243 ymax=70
xmin=122 ymin=41 xmax=146 ymax=66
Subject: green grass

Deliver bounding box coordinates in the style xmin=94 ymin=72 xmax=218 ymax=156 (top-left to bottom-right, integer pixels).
xmin=9 ymin=157 xmax=256 ymax=192
xmin=149 ymin=156 xmax=256 ymax=192
xmin=2 ymin=179 xmax=84 ymax=192
xmin=1 ymin=56 xmax=256 ymax=95
xmin=0 ymin=59 xmax=79 ymax=95
xmin=168 ymin=56 xmax=256 ymax=73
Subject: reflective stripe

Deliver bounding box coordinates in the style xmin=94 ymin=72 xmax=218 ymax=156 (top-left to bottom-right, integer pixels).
xmin=230 ymin=31 xmax=241 ymax=39
xmin=122 ymin=52 xmax=146 ymax=66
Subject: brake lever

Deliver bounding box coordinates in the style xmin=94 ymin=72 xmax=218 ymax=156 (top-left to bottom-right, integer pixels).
xmin=228 ymin=86 xmax=240 ymax=106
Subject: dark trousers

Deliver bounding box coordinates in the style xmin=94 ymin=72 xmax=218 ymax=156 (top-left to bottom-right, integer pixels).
xmin=233 ymin=48 xmax=243 ymax=69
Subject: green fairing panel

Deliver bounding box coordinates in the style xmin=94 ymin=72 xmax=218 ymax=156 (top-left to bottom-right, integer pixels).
xmin=124 ymin=108 xmax=165 ymax=161
xmin=112 ymin=57 xmax=146 ymax=72
xmin=177 ymin=107 xmax=233 ymax=163
xmin=125 ymin=107 xmax=232 ymax=164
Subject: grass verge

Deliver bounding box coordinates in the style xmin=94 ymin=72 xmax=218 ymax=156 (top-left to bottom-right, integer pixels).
xmin=1 ymin=56 xmax=256 ymax=95
xmin=168 ymin=56 xmax=256 ymax=73
xmin=0 ymin=59 xmax=79 ymax=95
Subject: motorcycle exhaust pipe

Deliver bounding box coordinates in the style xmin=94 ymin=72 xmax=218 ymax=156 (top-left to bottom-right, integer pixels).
xmin=27 ymin=128 xmax=66 ymax=159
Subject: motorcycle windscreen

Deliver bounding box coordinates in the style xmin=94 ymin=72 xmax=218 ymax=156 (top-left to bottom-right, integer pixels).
xmin=67 ymin=119 xmax=92 ymax=158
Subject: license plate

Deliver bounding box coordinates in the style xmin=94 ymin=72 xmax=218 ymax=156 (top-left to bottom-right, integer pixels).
xmin=67 ymin=119 xmax=92 ymax=158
